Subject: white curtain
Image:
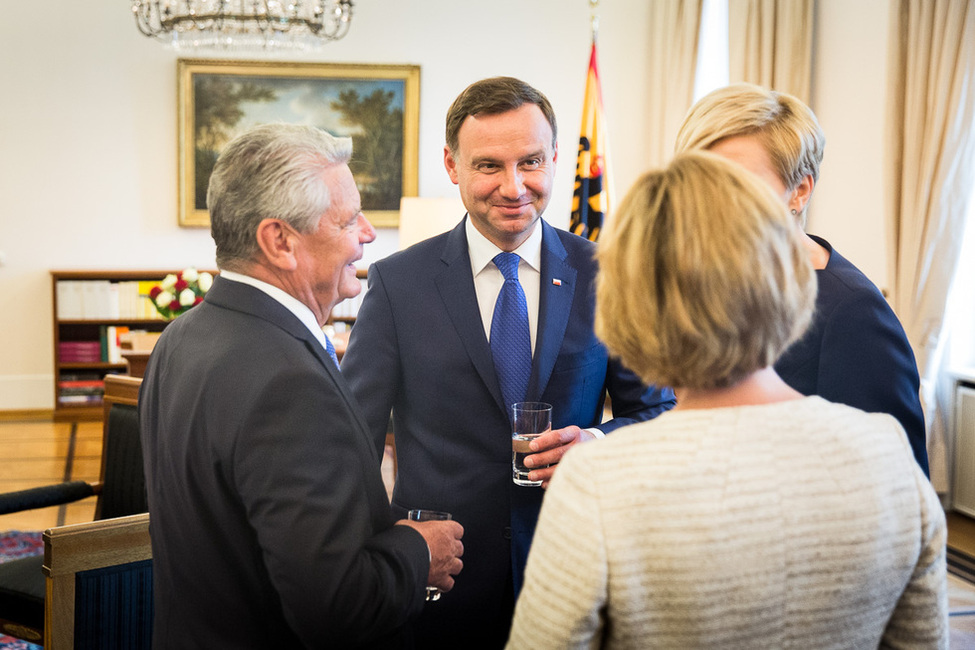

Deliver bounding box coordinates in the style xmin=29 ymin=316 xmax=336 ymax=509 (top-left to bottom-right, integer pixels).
xmin=646 ymin=0 xmax=704 ymax=167
xmin=885 ymin=0 xmax=975 ymax=492
xmin=728 ymin=0 xmax=814 ymax=102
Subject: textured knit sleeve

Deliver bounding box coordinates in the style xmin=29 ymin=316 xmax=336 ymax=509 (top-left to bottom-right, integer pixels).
xmin=880 ymin=464 xmax=948 ymax=649
xmin=506 ymin=448 xmax=607 ymax=649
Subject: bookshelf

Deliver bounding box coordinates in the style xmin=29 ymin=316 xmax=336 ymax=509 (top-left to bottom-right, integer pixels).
xmin=50 ymin=270 xmax=197 ymax=421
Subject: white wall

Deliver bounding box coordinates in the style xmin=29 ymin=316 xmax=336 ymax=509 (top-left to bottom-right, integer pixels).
xmin=808 ymin=0 xmax=892 ymax=286
xmin=0 ymin=0 xmax=893 ymax=410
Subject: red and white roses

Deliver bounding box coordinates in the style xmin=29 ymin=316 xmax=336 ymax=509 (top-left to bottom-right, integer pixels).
xmin=148 ymin=268 xmax=213 ymax=320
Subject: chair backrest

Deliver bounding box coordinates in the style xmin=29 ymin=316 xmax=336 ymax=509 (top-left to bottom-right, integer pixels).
xmin=96 ymin=374 xmax=148 ymax=520
xmin=43 ymin=513 xmax=152 ymax=650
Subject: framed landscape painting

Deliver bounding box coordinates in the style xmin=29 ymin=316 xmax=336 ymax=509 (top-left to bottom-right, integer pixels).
xmin=177 ymin=59 xmax=420 ymax=228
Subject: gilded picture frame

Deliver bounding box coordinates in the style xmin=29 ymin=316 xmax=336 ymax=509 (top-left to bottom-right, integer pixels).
xmin=177 ymin=58 xmax=420 ymax=228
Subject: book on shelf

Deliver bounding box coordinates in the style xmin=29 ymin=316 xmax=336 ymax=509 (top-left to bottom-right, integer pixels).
xmin=58 ymin=386 xmax=105 ymax=397
xmin=137 ymin=281 xmax=163 ymax=319
xmin=56 ymin=281 xmax=84 ymax=319
xmin=56 ymin=279 xmax=165 ymax=320
xmin=59 ymin=354 xmax=104 ymax=363
xmin=58 ymin=341 xmax=103 ymax=363
xmin=58 ymin=379 xmax=105 ymax=389
xmin=57 ymin=394 xmax=103 ymax=405
xmin=56 ymin=371 xmax=119 ymax=405
xmin=59 ymin=372 xmax=104 ymax=381
xmin=98 ymin=325 xmax=129 ymax=364
xmin=57 ymin=327 xmax=130 ymax=364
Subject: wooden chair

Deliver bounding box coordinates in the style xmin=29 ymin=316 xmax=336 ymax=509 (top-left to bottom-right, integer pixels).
xmin=43 ymin=513 xmax=152 ymax=649
xmin=0 ymin=374 xmax=148 ymax=645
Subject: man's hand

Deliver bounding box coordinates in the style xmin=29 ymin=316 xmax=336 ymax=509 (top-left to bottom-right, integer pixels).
xmin=398 ymin=519 xmax=464 ymax=592
xmin=523 ymin=425 xmax=596 ymax=488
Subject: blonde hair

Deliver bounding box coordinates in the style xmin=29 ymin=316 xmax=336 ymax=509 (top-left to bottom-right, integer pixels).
xmin=595 ymin=152 xmax=816 ymax=390
xmin=674 ymin=83 xmax=825 ymax=226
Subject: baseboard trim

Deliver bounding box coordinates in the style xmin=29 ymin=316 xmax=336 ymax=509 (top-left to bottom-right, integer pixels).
xmin=0 ymin=409 xmax=53 ymax=422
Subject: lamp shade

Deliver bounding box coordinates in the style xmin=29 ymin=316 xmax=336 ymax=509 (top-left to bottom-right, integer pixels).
xmin=398 ymin=197 xmax=467 ymax=251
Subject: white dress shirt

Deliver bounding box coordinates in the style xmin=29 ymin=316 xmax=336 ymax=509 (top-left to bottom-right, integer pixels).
xmin=465 ymin=218 xmax=604 ymax=437
xmin=466 ymin=217 xmax=542 ymax=353
xmin=219 ymin=270 xmax=336 ymax=358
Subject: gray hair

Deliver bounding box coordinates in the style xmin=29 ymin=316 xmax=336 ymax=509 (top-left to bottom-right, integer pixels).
xmin=207 ymin=123 xmax=353 ymax=268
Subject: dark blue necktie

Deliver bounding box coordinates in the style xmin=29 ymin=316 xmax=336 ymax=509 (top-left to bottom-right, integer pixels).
xmin=324 ymin=336 xmax=340 ymax=370
xmin=490 ymin=252 xmax=532 ymax=410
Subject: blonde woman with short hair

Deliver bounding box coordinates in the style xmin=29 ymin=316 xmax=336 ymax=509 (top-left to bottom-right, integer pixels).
xmin=675 ymin=83 xmax=928 ymax=476
xmin=506 ymin=152 xmax=947 ymax=650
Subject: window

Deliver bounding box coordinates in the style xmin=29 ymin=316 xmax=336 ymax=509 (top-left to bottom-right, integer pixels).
xmin=693 ymin=0 xmax=729 ymax=102
xmin=945 ymin=180 xmax=975 ymax=369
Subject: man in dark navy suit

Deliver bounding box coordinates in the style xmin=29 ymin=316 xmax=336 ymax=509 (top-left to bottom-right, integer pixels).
xmin=343 ymin=77 xmax=676 ymax=649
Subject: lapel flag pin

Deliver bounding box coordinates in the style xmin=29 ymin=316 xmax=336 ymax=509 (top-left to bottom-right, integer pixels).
xmin=552 ymin=279 xmax=562 ymax=286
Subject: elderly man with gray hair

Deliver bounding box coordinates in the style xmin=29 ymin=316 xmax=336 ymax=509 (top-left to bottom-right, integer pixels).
xmin=140 ymin=123 xmax=464 ymax=649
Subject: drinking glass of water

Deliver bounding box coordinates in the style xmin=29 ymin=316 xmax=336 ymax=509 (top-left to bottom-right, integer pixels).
xmin=407 ymin=509 xmax=452 ymax=601
xmin=511 ymin=402 xmax=552 ymax=487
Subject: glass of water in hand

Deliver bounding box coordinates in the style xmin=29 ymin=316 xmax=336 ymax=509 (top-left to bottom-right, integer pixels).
xmin=407 ymin=509 xmax=452 ymax=601
xmin=511 ymin=402 xmax=553 ymax=487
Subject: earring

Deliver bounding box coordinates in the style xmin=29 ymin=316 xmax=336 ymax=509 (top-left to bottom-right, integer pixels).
xmin=791 ymin=209 xmax=798 ymax=215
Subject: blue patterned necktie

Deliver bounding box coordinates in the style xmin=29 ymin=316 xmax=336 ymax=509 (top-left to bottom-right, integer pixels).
xmin=324 ymin=336 xmax=341 ymax=370
xmin=490 ymin=252 xmax=532 ymax=411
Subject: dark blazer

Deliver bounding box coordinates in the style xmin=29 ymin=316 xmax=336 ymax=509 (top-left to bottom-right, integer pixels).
xmin=775 ymin=235 xmax=928 ymax=475
xmin=342 ymin=219 xmax=676 ymax=648
xmin=140 ymin=276 xmax=430 ymax=649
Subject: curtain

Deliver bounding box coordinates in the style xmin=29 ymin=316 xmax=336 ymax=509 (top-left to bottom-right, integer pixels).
xmin=646 ymin=0 xmax=704 ymax=167
xmin=886 ymin=0 xmax=975 ymax=492
xmin=728 ymin=0 xmax=814 ymax=102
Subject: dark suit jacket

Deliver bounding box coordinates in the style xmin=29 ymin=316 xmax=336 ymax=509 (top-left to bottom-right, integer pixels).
xmin=342 ymin=219 xmax=676 ymax=648
xmin=140 ymin=276 xmax=430 ymax=649
xmin=775 ymin=236 xmax=928 ymax=475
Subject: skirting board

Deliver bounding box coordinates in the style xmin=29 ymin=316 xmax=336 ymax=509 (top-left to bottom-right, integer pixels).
xmin=0 ymin=409 xmax=52 ymax=421
xmin=0 ymin=374 xmax=54 ymax=411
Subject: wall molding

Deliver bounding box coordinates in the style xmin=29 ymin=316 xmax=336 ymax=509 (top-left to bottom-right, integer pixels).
xmin=0 ymin=375 xmax=53 ymax=412
xmin=0 ymin=409 xmax=52 ymax=422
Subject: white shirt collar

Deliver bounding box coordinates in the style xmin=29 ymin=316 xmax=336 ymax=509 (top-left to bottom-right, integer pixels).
xmin=465 ymin=216 xmax=543 ymax=277
xmin=218 ymin=269 xmax=331 ymax=351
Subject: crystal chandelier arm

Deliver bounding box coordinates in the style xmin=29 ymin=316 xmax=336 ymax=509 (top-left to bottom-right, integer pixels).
xmin=130 ymin=0 xmax=354 ymax=48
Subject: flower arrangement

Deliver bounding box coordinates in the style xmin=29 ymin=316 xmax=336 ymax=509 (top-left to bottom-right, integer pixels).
xmin=148 ymin=268 xmax=214 ymax=320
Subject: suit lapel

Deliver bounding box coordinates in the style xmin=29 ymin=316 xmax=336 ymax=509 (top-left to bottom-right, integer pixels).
xmin=434 ymin=220 xmax=508 ymax=414
xmin=291 ymin=334 xmax=380 ymax=466
xmin=206 ymin=277 xmax=381 ymax=466
xmin=530 ymin=223 xmax=576 ymax=400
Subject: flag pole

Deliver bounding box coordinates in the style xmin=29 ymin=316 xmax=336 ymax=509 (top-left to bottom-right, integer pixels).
xmin=590 ymin=0 xmax=599 ymax=43
xmin=571 ymin=0 xmax=610 ymax=242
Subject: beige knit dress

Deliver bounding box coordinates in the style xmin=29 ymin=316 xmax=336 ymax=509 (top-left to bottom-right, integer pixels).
xmin=507 ymin=396 xmax=947 ymax=649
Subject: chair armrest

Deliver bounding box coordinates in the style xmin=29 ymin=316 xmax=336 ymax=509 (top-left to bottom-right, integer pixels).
xmin=0 ymin=481 xmax=98 ymax=516
xmin=42 ymin=513 xmax=151 ymax=576
xmin=42 ymin=513 xmax=152 ymax=650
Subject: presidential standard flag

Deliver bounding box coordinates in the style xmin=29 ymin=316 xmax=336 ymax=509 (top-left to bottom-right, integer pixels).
xmin=570 ymin=41 xmax=611 ymax=242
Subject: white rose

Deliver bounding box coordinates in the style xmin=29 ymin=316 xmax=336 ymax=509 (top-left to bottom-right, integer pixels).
xmin=160 ymin=274 xmax=178 ymax=290
xmin=182 ymin=268 xmax=199 ymax=283
xmin=155 ymin=290 xmax=174 ymax=308
xmin=179 ymin=288 xmax=197 ymax=307
xmin=198 ymin=272 xmax=213 ymax=292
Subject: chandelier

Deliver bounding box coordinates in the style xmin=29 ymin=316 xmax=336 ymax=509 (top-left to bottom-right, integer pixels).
xmin=131 ymin=1 xmax=354 ymax=51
